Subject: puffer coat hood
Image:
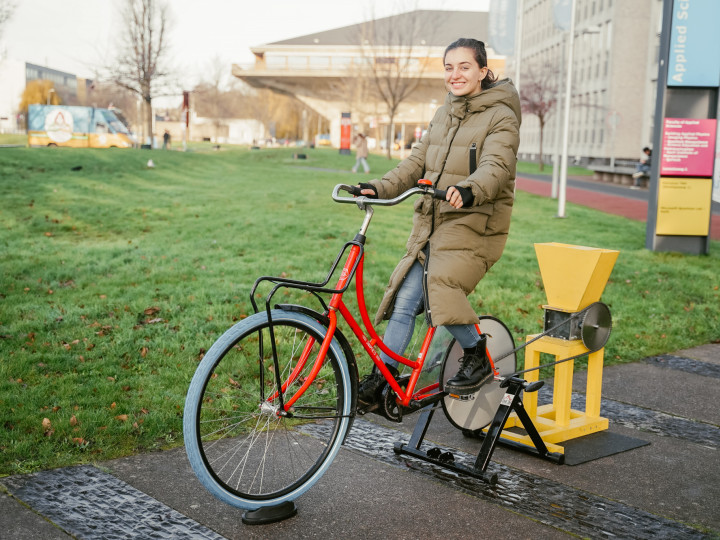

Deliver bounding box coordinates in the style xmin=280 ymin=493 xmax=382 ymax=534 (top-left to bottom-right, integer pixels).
xmin=370 ymin=79 xmax=521 ymax=326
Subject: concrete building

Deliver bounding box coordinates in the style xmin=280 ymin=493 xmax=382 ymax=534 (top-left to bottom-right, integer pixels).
xmin=234 ymin=2 xmax=663 ymax=169
xmin=233 ymin=10 xmax=502 ymax=149
xmin=0 ymin=58 xmax=91 ymax=133
xmin=514 ymin=0 xmax=663 ymax=168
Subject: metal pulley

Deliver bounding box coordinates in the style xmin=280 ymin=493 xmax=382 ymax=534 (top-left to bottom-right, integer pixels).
xmin=578 ymin=302 xmax=612 ymax=352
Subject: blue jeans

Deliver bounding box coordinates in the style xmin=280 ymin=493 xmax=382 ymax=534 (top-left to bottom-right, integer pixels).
xmin=380 ymin=261 xmax=480 ymax=368
xmin=352 ymin=157 xmax=369 ymax=173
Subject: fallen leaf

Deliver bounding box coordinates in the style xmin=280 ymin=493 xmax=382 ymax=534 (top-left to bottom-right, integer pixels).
xmin=72 ymin=437 xmax=87 ymax=446
xmin=140 ymin=347 xmax=148 ymax=358
xmin=115 ymin=414 xmax=128 ymax=422
xmin=42 ymin=417 xmax=54 ymax=436
xmin=70 ymin=415 xmax=79 ymax=426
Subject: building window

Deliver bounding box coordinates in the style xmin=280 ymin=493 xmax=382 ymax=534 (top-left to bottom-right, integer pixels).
xmin=266 ymin=56 xmax=287 ymax=68
xmin=309 ymin=56 xmax=330 ymax=69
xmin=288 ymin=56 xmax=307 ymax=68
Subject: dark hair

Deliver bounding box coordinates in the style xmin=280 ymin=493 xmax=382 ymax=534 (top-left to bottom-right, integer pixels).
xmin=444 ymin=38 xmax=498 ymax=90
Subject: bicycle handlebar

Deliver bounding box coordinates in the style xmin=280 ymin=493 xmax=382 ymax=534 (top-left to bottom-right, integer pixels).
xmin=332 ymin=183 xmax=448 ymax=207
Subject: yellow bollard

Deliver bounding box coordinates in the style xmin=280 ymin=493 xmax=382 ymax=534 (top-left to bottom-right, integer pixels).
xmin=499 ymin=243 xmax=619 ymax=454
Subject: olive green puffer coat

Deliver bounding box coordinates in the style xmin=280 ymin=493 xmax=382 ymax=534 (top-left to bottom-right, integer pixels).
xmin=370 ymin=79 xmax=521 ymax=327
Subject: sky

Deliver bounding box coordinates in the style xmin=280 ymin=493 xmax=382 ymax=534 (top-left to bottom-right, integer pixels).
xmin=2 ymin=0 xmax=489 ymax=90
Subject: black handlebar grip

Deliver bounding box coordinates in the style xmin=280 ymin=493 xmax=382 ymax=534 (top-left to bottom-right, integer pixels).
xmin=346 ymin=185 xmax=363 ymax=196
xmin=433 ymin=189 xmax=447 ymax=200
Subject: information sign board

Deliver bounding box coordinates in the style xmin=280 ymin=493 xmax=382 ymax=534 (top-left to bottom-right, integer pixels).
xmin=660 ymin=118 xmax=717 ymax=177
xmin=656 ymin=177 xmax=712 ymax=236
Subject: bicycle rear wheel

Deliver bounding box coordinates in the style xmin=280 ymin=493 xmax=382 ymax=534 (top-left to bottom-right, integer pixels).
xmin=184 ymin=309 xmax=352 ymax=510
xmin=440 ymin=316 xmax=518 ymax=431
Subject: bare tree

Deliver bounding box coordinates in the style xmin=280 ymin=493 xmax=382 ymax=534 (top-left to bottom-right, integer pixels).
xmin=0 ymin=0 xmax=13 ymax=33
xmin=192 ymin=57 xmax=229 ymax=143
xmin=108 ymin=0 xmax=173 ymax=145
xmin=0 ymin=0 xmax=15 ymax=57
xmin=519 ymin=62 xmax=560 ymax=171
xmin=358 ymin=9 xmax=436 ymax=158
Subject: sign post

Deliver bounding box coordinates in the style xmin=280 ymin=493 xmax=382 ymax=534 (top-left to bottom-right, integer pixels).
xmin=646 ymin=0 xmax=720 ymax=255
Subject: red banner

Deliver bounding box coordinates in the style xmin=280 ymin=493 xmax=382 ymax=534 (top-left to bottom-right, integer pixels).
xmin=340 ymin=112 xmax=351 ymax=154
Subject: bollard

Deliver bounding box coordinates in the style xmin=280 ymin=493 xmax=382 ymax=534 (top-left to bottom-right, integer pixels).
xmin=501 ymin=243 xmax=619 ymax=453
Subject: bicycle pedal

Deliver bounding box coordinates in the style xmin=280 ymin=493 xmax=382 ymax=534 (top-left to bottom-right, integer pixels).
xmin=356 ymin=402 xmax=379 ymax=415
xmin=447 ymin=392 xmax=475 ymax=401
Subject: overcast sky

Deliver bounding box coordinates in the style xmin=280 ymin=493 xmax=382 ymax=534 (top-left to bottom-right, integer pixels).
xmin=2 ymin=0 xmax=489 ymax=88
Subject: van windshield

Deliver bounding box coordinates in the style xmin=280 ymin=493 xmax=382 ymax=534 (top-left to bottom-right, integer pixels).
xmin=102 ymin=110 xmax=130 ymax=135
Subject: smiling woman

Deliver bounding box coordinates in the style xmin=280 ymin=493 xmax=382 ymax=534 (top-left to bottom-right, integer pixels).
xmin=354 ymin=37 xmax=521 ymax=401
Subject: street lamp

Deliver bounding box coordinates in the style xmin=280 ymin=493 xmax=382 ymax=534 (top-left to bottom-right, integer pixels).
xmin=557 ymin=6 xmax=601 ymax=218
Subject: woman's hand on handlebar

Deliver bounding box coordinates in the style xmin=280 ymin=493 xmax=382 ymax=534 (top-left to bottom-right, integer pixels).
xmin=357 ymin=182 xmax=378 ymax=199
xmin=445 ymin=186 xmax=465 ymax=209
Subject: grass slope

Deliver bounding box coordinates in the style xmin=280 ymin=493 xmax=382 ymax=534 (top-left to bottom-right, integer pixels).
xmin=0 ymin=145 xmax=718 ymax=474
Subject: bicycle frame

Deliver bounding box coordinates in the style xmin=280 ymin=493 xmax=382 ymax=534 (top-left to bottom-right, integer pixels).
xmin=250 ymin=184 xmax=494 ymax=414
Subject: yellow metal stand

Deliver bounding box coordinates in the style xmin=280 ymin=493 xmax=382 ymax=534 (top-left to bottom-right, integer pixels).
xmin=497 ymin=335 xmax=608 ymax=454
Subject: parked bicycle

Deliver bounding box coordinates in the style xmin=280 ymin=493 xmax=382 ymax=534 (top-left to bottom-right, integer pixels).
xmin=183 ymin=182 xmax=519 ymax=513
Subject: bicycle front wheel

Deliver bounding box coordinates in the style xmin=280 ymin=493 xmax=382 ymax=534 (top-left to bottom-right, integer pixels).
xmin=184 ymin=309 xmax=352 ymax=510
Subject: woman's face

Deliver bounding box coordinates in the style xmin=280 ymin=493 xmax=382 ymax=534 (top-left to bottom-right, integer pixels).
xmin=444 ymin=47 xmax=488 ymax=97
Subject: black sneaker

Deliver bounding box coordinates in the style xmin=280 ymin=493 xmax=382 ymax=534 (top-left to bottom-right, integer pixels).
xmin=444 ymin=336 xmax=493 ymax=396
xmin=358 ymin=364 xmax=399 ymax=404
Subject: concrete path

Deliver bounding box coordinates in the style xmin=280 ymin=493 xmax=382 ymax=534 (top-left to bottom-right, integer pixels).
xmin=2 ymin=343 xmax=718 ymax=539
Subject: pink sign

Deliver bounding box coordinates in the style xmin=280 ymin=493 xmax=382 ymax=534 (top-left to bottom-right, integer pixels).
xmin=660 ymin=118 xmax=717 ymax=177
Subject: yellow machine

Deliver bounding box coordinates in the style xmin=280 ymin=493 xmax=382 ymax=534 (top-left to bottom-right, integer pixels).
xmin=501 ymin=243 xmax=619 ymax=453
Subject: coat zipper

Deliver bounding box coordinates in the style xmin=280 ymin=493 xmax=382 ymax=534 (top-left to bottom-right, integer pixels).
xmin=423 ymin=116 xmax=465 ymax=328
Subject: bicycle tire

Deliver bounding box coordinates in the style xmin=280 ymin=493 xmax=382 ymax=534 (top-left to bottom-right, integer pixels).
xmin=440 ymin=316 xmax=518 ymax=431
xmin=184 ymin=309 xmax=352 ymax=510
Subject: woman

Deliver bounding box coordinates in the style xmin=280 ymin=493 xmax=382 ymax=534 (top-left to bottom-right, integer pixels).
xmin=357 ymin=38 xmax=521 ymax=402
xmin=352 ymin=133 xmax=370 ymax=173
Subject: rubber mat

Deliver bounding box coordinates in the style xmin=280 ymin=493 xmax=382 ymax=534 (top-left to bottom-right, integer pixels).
xmin=562 ymin=430 xmax=650 ymax=466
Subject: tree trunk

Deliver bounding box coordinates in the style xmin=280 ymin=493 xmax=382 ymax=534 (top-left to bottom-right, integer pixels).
xmin=145 ymin=96 xmax=153 ymax=147
xmin=386 ymin=114 xmax=395 ymax=159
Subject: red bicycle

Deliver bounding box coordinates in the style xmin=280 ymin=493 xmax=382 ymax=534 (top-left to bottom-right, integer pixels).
xmin=183 ymin=182 xmax=519 ymax=514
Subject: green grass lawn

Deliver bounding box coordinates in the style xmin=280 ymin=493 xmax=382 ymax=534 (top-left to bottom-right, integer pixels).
xmin=1 ymin=145 xmax=718 ymax=475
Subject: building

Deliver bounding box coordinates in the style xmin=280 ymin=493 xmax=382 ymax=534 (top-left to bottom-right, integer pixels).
xmin=233 ymin=10 xmax=502 ymax=149
xmin=234 ymin=3 xmax=663 ymax=168
xmin=0 ymin=58 xmax=91 ymax=133
xmin=513 ymin=0 xmax=663 ymax=167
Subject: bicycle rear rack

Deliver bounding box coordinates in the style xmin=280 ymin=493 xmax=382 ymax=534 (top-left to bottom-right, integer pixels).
xmin=394 ymin=377 xmax=564 ymax=484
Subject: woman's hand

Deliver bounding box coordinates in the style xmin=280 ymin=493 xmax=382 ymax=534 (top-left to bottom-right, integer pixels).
xmin=445 ymin=186 xmax=465 ymax=209
xmin=357 ymin=182 xmax=378 ymax=198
